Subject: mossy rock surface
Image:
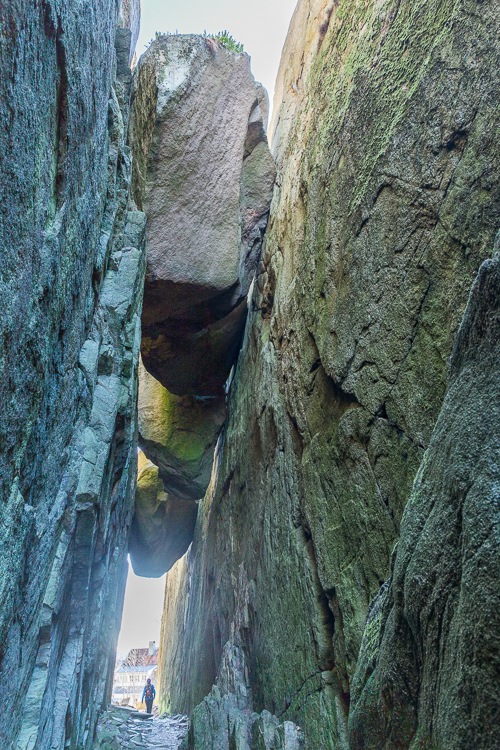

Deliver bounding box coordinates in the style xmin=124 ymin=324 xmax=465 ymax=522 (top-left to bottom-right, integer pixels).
xmin=138 ymin=359 xmax=226 ymax=500
xmin=159 ymin=0 xmax=500 ymax=748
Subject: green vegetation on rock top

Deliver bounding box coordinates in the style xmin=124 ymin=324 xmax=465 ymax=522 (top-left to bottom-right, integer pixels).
xmin=205 ymin=30 xmax=244 ymax=53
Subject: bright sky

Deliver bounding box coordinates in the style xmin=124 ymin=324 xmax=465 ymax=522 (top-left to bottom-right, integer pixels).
xmin=135 ymin=0 xmax=298 ymax=110
xmin=117 ymin=558 xmax=166 ymax=655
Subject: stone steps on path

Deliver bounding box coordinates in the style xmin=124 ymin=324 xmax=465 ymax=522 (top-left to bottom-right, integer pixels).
xmin=92 ymin=705 xmax=189 ymax=750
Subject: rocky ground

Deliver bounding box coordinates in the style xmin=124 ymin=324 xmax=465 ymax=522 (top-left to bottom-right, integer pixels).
xmin=93 ymin=706 xmax=189 ymax=750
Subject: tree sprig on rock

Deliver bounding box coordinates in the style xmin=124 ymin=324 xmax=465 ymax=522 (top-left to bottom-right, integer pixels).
xmin=205 ymin=30 xmax=244 ymax=53
xmin=144 ymin=30 xmax=244 ymax=54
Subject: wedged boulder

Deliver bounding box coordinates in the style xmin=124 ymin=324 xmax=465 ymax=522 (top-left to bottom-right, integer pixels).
xmin=128 ymin=34 xmax=274 ymax=578
xmin=129 ymin=452 xmax=198 ymax=578
xmin=137 ymin=359 xmax=225 ymax=500
xmin=118 ymin=0 xmax=140 ymax=65
xmin=140 ymin=299 xmax=248 ymax=397
xmin=130 ymin=33 xmax=276 ymax=396
xmin=130 ymin=359 xmax=224 ymax=577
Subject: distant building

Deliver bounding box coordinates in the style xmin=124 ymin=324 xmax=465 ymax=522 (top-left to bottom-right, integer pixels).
xmin=112 ymin=641 xmax=158 ymax=707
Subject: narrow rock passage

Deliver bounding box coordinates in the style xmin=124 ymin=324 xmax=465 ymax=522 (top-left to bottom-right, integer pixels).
xmin=93 ymin=706 xmax=189 ymax=750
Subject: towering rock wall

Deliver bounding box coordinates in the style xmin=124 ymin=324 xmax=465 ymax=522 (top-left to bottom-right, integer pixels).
xmin=158 ymin=0 xmax=500 ymax=748
xmin=0 ymin=2 xmax=144 ymax=748
xmin=348 ymin=248 xmax=500 ymax=749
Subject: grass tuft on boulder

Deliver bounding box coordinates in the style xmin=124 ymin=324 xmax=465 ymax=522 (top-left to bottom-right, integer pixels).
xmin=206 ymin=30 xmax=244 ymax=53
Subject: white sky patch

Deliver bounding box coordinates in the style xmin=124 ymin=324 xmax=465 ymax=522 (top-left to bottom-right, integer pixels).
xmin=117 ymin=558 xmax=166 ymax=655
xmin=135 ymin=0 xmax=298 ymax=113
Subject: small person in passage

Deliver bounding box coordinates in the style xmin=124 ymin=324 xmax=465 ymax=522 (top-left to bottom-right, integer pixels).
xmin=142 ymin=678 xmax=155 ymax=714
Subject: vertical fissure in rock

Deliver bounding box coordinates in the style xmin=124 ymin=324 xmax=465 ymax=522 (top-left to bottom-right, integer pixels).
xmin=299 ymin=522 xmax=350 ymax=715
xmin=54 ymin=30 xmax=68 ymax=206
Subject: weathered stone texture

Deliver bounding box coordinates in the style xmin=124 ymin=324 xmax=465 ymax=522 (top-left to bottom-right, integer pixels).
xmin=130 ymin=33 xmax=276 ymax=397
xmin=0 ymin=1 xmax=143 ymax=748
xmin=158 ymin=0 xmax=500 ymax=747
xmin=180 ymin=690 xmax=305 ymax=750
xmin=173 ymin=635 xmax=305 ymax=750
xmin=348 ymin=250 xmax=500 ymax=749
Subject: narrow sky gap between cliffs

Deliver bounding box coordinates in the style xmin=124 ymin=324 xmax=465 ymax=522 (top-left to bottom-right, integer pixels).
xmin=117 ymin=558 xmax=166 ymax=657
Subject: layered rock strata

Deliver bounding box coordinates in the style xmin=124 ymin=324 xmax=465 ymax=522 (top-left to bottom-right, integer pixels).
xmin=0 ymin=2 xmax=144 ymax=748
xmin=128 ymin=35 xmax=275 ymax=576
xmin=158 ymin=0 xmax=500 ymax=747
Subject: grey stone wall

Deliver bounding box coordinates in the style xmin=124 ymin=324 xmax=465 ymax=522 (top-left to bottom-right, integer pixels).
xmin=0 ymin=2 xmax=143 ymax=748
xmin=348 ymin=249 xmax=500 ymax=749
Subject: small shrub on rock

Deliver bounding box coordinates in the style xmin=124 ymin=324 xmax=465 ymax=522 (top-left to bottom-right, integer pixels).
xmin=206 ymin=30 xmax=244 ymax=53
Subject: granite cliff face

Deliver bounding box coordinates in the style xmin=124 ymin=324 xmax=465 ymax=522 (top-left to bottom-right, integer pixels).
xmin=0 ymin=2 xmax=144 ymax=748
xmin=348 ymin=249 xmax=500 ymax=749
xmin=157 ymin=0 xmax=500 ymax=748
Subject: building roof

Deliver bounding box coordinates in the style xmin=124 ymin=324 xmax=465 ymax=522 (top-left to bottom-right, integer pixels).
xmin=120 ymin=648 xmax=158 ymax=668
xmin=115 ymin=664 xmax=157 ymax=675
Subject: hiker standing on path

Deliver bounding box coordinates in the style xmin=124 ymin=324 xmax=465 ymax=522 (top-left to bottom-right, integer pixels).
xmin=142 ymin=678 xmax=155 ymax=714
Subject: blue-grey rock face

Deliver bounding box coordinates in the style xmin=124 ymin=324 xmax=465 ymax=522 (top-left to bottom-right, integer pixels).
xmin=0 ymin=2 xmax=143 ymax=748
